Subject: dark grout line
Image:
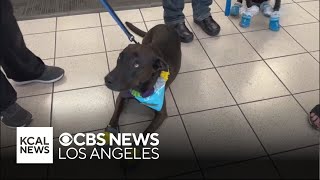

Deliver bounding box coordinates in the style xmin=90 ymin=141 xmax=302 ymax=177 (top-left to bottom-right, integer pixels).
xmin=202 ymin=155 xmax=270 ymax=172
xmin=179 ymin=104 xmax=238 ymax=116
xmin=263 ymin=51 xmax=313 ymax=61
xmin=215 ymin=59 xmax=263 ymax=68
xmin=0 ymin=145 xmax=16 ymax=149
xmin=198 ymin=32 xmax=241 ymax=40
xmin=269 ymin=143 xmax=319 ymax=156
xmin=56 ymin=25 xmax=102 ymax=33
xmin=217 ymin=17 xmax=285 ymax=178
xmin=293 ymin=0 xmax=319 ymax=2
xmin=47 ymin=16 xmax=58 ymax=179
xmin=53 ymin=84 xmax=106 ymax=94
xmin=22 ymin=26 xmax=103 ymax=36
xmin=295 ymin=1 xmax=320 ymax=22
xmin=198 ymin=142 xmax=320 ymax=174
xmin=178 ymin=67 xmax=217 ymax=75
xmin=166 ymin=169 xmax=203 ymax=179
xmin=118 ymin=114 xmax=181 ymax=128
xmin=281 ymin=24 xmax=320 ymax=64
xmin=281 ymin=21 xmax=320 ymax=28
xmin=98 ymin=12 xmax=123 ymax=176
xmin=292 ymin=89 xmax=320 ymax=95
xmin=168 ymin=87 xmax=205 ymax=179
xmin=23 ymin=31 xmax=55 ymax=37
xmin=139 ymin=9 xmax=149 ymax=31
xmin=55 ymin=51 xmax=106 ymax=59
xmin=17 ymin=92 xmax=53 ymax=99
xmin=50 ymin=17 xmax=58 ymax=128
xmin=22 ymin=30 xmax=56 ymax=36
xmin=266 ymin=27 xmax=319 ymax=114
xmin=52 ymin=128 xmax=106 ymax=139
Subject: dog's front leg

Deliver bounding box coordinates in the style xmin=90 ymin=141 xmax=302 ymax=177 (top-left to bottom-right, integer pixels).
xmin=269 ymin=0 xmax=281 ymax=31
xmin=108 ymin=93 xmax=126 ymax=128
xmin=143 ymin=100 xmax=168 ymax=135
xmin=273 ymin=0 xmax=281 ymax=11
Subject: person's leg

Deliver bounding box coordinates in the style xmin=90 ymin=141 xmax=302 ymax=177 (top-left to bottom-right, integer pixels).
xmin=1 ymin=0 xmax=64 ymax=85
xmin=163 ymin=0 xmax=185 ymax=25
xmin=192 ymin=0 xmax=220 ymax=36
xmin=0 ymin=70 xmax=32 ymax=127
xmin=0 ymin=71 xmax=17 ymax=112
xmin=1 ymin=0 xmax=44 ymax=81
xmin=162 ymin=0 xmax=194 ymax=43
xmin=192 ymin=0 xmax=212 ymax=21
xmin=0 ymin=0 xmax=63 ymax=128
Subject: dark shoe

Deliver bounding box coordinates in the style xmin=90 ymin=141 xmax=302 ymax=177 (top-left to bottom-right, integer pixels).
xmin=0 ymin=103 xmax=32 ymax=128
xmin=194 ymin=16 xmax=220 ymax=36
xmin=169 ymin=22 xmax=194 ymax=43
xmin=309 ymin=104 xmax=320 ymax=130
xmin=14 ymin=65 xmax=65 ymax=85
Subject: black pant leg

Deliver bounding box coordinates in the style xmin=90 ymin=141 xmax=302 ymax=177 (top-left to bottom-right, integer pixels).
xmin=0 ymin=0 xmax=45 ymax=82
xmin=0 ymin=70 xmax=17 ymax=111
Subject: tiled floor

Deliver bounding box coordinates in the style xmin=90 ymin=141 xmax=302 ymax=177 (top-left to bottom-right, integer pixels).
xmin=1 ymin=0 xmax=319 ymax=179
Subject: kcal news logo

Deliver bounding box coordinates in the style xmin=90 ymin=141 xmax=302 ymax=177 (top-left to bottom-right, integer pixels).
xmin=16 ymin=127 xmax=53 ymax=164
xmin=58 ymin=132 xmax=160 ymax=160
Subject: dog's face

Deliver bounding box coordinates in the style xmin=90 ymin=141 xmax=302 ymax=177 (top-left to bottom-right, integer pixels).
xmin=105 ymin=44 xmax=166 ymax=91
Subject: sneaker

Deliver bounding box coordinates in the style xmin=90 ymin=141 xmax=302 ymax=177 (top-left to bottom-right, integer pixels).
xmin=0 ymin=103 xmax=32 ymax=128
xmin=14 ymin=65 xmax=64 ymax=85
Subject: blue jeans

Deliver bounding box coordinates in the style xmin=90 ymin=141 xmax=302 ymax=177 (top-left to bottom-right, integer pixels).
xmin=163 ymin=0 xmax=213 ymax=25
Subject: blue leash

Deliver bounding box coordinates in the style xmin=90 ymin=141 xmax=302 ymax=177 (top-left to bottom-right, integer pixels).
xmin=100 ymin=0 xmax=138 ymax=44
xmin=225 ymin=0 xmax=232 ymax=16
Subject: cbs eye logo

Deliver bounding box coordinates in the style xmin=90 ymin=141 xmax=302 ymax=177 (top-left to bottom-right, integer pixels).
xmin=59 ymin=133 xmax=73 ymax=146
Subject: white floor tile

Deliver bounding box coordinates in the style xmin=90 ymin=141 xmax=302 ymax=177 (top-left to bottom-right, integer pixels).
xmin=24 ymin=32 xmax=55 ymax=59
xmin=170 ymin=69 xmax=236 ymax=114
xmin=243 ymin=28 xmax=305 ymax=59
xmin=100 ymin=9 xmax=143 ymax=26
xmin=266 ymin=53 xmax=319 ymax=93
xmin=284 ymin=23 xmax=319 ymax=52
xmin=103 ymin=23 xmax=146 ymax=51
xmin=18 ymin=17 xmax=56 ymax=35
xmin=54 ymin=53 xmax=108 ymax=92
xmin=56 ymin=27 xmax=105 ymax=57
xmin=240 ymin=96 xmax=319 ymax=153
xmin=218 ymin=61 xmax=289 ymax=103
xmin=57 ymin=13 xmax=101 ymax=31
xmin=201 ymin=34 xmax=261 ymax=66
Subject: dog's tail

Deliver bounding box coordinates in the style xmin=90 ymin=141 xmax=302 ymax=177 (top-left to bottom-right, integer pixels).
xmin=125 ymin=22 xmax=146 ymax=37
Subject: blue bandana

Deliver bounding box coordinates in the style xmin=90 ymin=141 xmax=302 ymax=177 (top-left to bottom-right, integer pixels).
xmin=130 ymin=71 xmax=169 ymax=111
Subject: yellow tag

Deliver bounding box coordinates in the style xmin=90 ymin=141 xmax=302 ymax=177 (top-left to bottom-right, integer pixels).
xmin=127 ymin=147 xmax=141 ymax=158
xmin=103 ymin=132 xmax=110 ymax=144
xmin=160 ymin=71 xmax=170 ymax=81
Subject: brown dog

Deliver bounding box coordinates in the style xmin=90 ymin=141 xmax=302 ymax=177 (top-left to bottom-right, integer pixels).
xmin=105 ymin=22 xmax=181 ymax=134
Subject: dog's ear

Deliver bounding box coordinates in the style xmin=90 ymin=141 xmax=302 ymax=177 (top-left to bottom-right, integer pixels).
xmin=153 ymin=57 xmax=168 ymax=71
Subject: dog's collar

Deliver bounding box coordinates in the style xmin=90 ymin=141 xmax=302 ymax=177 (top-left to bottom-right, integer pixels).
xmin=130 ymin=70 xmax=169 ymax=98
xmin=126 ymin=70 xmax=170 ymax=111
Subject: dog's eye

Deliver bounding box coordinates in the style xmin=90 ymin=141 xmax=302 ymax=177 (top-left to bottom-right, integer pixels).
xmin=134 ymin=63 xmax=140 ymax=68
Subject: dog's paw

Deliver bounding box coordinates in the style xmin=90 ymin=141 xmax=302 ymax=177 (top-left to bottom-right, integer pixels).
xmin=244 ymin=5 xmax=259 ymax=17
xmin=230 ymin=2 xmax=242 ymax=16
xmin=260 ymin=1 xmax=273 ymax=17
xmin=240 ymin=14 xmax=252 ymax=28
xmin=271 ymin=11 xmax=280 ymax=18
xmin=239 ymin=6 xmax=246 ymax=16
xmin=269 ymin=11 xmax=280 ymax=31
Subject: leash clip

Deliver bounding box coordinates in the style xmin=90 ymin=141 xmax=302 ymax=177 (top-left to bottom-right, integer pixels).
xmin=130 ymin=36 xmax=139 ymax=44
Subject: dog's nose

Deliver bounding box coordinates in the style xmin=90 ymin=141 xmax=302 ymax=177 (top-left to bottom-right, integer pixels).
xmin=105 ymin=75 xmax=114 ymax=85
